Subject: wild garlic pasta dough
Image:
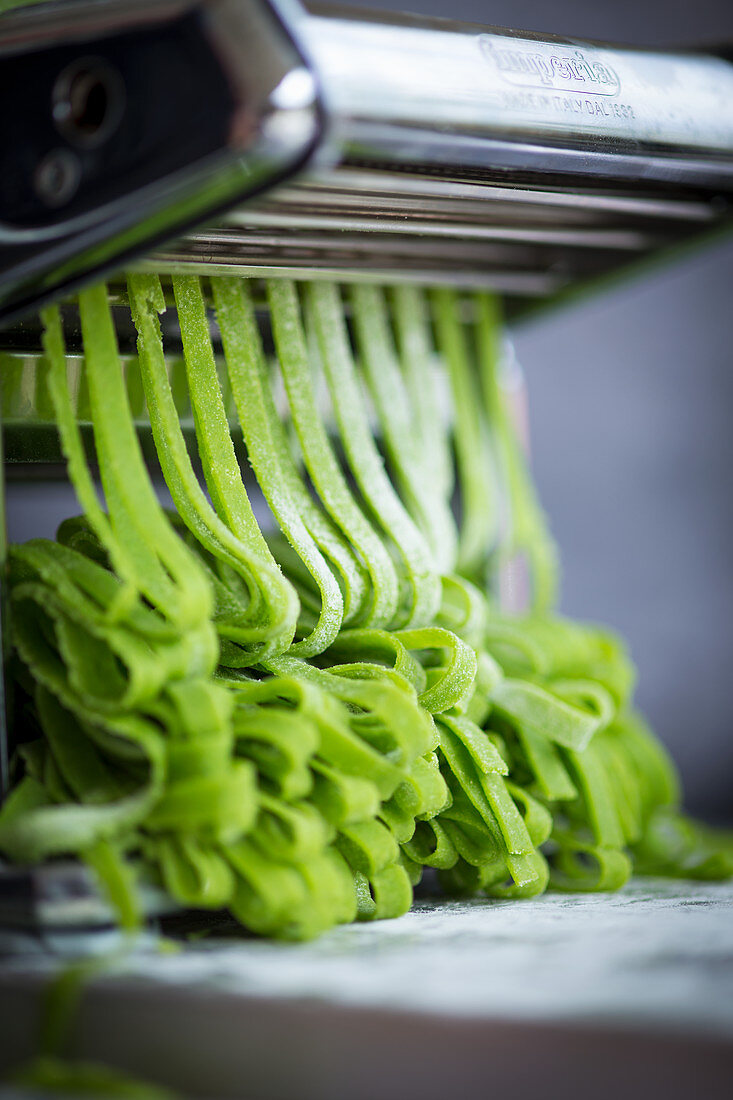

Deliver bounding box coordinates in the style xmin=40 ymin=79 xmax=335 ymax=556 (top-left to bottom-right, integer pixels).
xmin=0 ymin=276 xmax=729 ymax=938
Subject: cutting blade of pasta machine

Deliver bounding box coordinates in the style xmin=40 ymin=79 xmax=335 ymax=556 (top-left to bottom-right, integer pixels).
xmin=150 ymin=3 xmax=733 ymax=302
xmin=1 ymin=0 xmax=733 ymax=325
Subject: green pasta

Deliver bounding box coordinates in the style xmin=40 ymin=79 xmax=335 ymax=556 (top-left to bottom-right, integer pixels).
xmin=0 ymin=274 xmax=730 ymax=949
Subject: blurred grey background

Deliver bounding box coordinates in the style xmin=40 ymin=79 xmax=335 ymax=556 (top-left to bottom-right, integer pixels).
xmin=6 ymin=0 xmax=733 ymax=821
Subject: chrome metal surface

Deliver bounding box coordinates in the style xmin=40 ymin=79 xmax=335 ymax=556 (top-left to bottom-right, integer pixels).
xmin=234 ymin=170 xmax=719 ymax=224
xmin=301 ymin=5 xmax=733 ymax=185
xmin=0 ymin=862 xmax=117 ymax=929
xmin=152 ymin=164 xmax=731 ymax=291
xmin=0 ymin=0 xmax=324 ymax=325
xmin=151 ymin=4 xmax=733 ymax=290
xmin=0 ymin=861 xmax=176 ymax=929
xmin=3 ymin=0 xmax=733 ymax=307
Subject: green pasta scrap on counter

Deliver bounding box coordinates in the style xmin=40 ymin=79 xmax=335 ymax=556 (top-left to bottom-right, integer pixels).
xmin=0 ymin=275 xmax=730 ymax=939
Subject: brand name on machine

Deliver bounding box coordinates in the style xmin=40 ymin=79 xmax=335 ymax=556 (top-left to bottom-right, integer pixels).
xmin=479 ymin=36 xmax=621 ymax=96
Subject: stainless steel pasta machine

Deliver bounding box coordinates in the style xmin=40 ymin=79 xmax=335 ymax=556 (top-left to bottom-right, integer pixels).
xmin=0 ymin=0 xmax=732 ymax=927
xmin=0 ymin=0 xmax=732 ymax=325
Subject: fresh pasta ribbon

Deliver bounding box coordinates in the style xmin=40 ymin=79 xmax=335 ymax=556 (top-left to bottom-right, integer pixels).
xmin=212 ymin=275 xmax=347 ymax=655
xmin=0 ymin=275 xmax=729 ymax=947
xmin=306 ymin=281 xmax=441 ymax=628
xmin=432 ymin=287 xmax=501 ymax=585
xmin=268 ymin=279 xmax=391 ymax=629
xmin=128 ymin=272 xmax=298 ymax=664
xmin=352 ymin=284 xmax=457 ymax=577
xmin=474 ymin=291 xmax=559 ymax=613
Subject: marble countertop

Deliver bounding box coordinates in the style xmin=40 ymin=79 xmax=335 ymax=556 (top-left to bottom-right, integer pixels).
xmin=1 ymin=878 xmax=732 ymax=1099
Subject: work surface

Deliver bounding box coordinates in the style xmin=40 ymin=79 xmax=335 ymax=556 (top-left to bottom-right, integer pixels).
xmin=1 ymin=878 xmax=732 ymax=1099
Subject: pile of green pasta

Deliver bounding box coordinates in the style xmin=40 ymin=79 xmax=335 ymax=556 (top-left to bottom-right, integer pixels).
xmin=0 ymin=274 xmax=730 ymax=939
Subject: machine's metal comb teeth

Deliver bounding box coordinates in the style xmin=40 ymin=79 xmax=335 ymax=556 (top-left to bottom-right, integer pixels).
xmin=153 ymin=164 xmax=726 ymax=296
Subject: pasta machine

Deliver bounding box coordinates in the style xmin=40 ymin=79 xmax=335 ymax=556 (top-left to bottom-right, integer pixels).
xmin=1 ymin=0 xmax=732 ymax=322
xmin=0 ymin=0 xmax=732 ymax=927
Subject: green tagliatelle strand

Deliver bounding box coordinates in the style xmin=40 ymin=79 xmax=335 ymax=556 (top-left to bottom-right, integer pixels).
xmin=0 ymin=274 xmax=730 ymax=957
xmin=263 ymin=279 xmax=371 ymax=629
xmin=352 ymin=284 xmax=457 ymax=577
xmin=211 ymin=275 xmax=350 ymax=655
xmin=267 ymin=279 xmax=393 ymax=627
xmin=77 ymin=282 xmax=214 ymax=642
xmin=474 ymin=291 xmax=559 ymax=613
xmin=391 ymin=285 xmax=456 ymax=559
xmin=306 ymin=281 xmax=441 ymax=628
xmin=432 ymin=287 xmax=500 ymax=586
xmin=40 ymin=305 xmax=138 ymax=622
xmin=127 ymin=272 xmax=297 ymax=663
